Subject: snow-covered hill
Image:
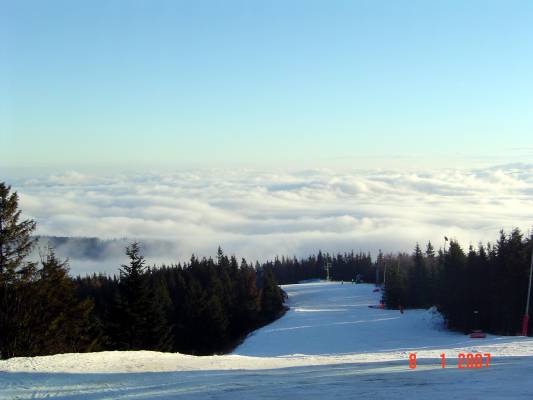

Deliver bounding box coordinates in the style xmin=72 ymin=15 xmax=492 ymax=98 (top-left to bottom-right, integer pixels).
xmin=1 ymin=281 xmax=533 ymax=399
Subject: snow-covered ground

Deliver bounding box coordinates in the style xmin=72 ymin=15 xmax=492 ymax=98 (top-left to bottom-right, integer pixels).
xmin=1 ymin=281 xmax=533 ymax=399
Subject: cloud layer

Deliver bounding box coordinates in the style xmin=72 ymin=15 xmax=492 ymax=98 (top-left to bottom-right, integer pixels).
xmin=10 ymin=164 xmax=533 ymax=275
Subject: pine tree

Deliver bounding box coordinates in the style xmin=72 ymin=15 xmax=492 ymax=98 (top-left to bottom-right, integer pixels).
xmin=0 ymin=183 xmax=36 ymax=279
xmin=425 ymin=241 xmax=435 ymax=258
xmin=376 ymin=250 xmax=384 ymax=284
xmin=408 ymin=243 xmax=428 ymax=307
xmin=232 ymin=260 xmax=260 ymax=334
xmin=383 ymin=260 xmax=405 ymax=309
xmin=146 ymin=273 xmax=173 ymax=351
xmin=32 ymin=248 xmax=97 ymax=355
xmin=0 ymin=183 xmax=38 ymax=359
xmin=260 ymin=268 xmax=284 ymax=318
xmin=116 ymin=242 xmax=169 ymax=350
xmin=440 ymin=240 xmax=467 ymax=330
xmin=117 ymin=242 xmax=147 ymax=348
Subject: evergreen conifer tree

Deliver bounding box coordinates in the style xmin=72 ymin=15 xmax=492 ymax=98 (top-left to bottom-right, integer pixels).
xmin=0 ymin=183 xmax=38 ymax=359
xmin=116 ymin=242 xmax=170 ymax=350
xmin=261 ymin=268 xmax=284 ymax=318
xmin=33 ymin=249 xmax=97 ymax=355
xmin=408 ymin=243 xmax=428 ymax=307
xmin=0 ymin=183 xmax=36 ymax=279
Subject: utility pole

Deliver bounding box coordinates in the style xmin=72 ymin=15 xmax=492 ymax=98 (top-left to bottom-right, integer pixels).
xmin=325 ymin=262 xmax=331 ymax=282
xmin=376 ymin=249 xmax=381 ymax=286
xmin=522 ymin=245 xmax=533 ymax=336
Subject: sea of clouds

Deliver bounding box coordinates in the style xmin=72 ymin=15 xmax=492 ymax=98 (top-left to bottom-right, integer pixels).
xmin=9 ymin=164 xmax=533 ymax=275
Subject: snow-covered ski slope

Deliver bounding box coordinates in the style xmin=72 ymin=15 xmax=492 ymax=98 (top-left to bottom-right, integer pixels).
xmin=2 ymin=281 xmax=533 ymax=399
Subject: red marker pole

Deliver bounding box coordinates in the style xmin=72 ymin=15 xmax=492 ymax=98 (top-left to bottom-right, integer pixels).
xmin=522 ymin=245 xmax=533 ymax=336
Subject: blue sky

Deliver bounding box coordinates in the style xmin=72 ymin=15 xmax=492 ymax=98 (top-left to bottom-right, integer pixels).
xmin=2 ymin=0 xmax=533 ymax=172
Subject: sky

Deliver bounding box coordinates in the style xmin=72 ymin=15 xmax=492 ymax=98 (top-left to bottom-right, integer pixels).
xmin=1 ymin=0 xmax=533 ymax=171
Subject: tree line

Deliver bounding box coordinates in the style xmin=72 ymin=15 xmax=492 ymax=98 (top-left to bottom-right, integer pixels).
xmin=262 ymin=232 xmax=533 ymax=337
xmin=263 ymin=251 xmax=374 ymax=285
xmin=0 ymin=183 xmax=285 ymax=359
xmin=382 ymin=233 xmax=533 ymax=336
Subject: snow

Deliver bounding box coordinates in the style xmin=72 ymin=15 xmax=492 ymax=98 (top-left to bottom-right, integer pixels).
xmin=1 ymin=281 xmax=533 ymax=399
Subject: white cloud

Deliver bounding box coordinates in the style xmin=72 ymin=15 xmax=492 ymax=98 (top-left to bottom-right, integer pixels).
xmin=11 ymin=165 xmax=533 ymax=275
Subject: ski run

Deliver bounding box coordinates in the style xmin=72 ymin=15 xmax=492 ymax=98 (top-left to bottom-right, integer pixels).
xmin=1 ymin=281 xmax=533 ymax=399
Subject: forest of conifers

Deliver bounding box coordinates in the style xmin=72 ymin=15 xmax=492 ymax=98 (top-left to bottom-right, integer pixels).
xmin=0 ymin=238 xmax=286 ymax=359
xmin=1 ymin=181 xmax=532 ymax=360
xmin=266 ymin=231 xmax=533 ymax=336
xmin=381 ymin=232 xmax=533 ymax=336
xmin=0 ymin=183 xmax=286 ymax=359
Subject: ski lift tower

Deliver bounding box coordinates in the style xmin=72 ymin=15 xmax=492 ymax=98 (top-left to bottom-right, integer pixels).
xmin=522 ymin=245 xmax=533 ymax=336
xmin=324 ymin=262 xmax=332 ymax=281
